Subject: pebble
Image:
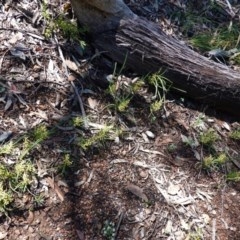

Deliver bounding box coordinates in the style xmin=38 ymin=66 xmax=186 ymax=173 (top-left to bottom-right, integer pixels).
xmin=224 ymin=204 xmax=229 ymax=209
xmin=139 ymin=170 xmax=148 ymax=179
xmin=146 ymin=131 xmax=155 ymax=139
xmin=14 ymin=229 xmax=21 ymax=236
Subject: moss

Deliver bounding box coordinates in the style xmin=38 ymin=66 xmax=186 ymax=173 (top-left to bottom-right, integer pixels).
xmin=200 ymin=128 xmax=219 ymax=146
xmin=190 ymin=24 xmax=240 ymax=52
xmin=202 ymin=153 xmax=228 ymax=171
xmin=227 ymin=171 xmax=240 ymax=182
xmin=230 ymin=129 xmax=240 ymax=140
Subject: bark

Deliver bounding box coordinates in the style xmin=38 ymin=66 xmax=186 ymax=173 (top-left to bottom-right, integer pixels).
xmin=70 ymin=0 xmax=240 ymax=116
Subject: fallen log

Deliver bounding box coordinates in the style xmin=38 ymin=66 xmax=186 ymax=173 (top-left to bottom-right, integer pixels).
xmin=70 ymin=0 xmax=240 ymax=116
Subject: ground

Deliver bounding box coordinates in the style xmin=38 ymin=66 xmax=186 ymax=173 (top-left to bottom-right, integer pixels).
xmin=0 ymin=0 xmax=240 ymax=239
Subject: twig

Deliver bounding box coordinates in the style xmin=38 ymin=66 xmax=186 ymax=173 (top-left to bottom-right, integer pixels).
xmin=224 ymin=0 xmax=235 ymax=17
xmin=71 ymin=81 xmax=88 ymax=129
xmin=0 ymin=50 xmax=9 ymax=73
xmin=53 ymin=36 xmax=88 ymax=129
xmin=0 ymin=27 xmax=45 ymax=40
xmin=114 ymin=211 xmax=124 ymax=240
xmin=212 ymin=218 xmax=216 ymax=240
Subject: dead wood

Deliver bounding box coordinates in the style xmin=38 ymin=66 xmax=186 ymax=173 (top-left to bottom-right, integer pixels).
xmin=71 ymin=0 xmax=240 ymax=116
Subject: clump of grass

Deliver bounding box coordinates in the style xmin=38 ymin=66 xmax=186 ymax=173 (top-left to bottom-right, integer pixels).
xmin=33 ymin=194 xmax=45 ymax=207
xmin=199 ymin=128 xmax=219 ymax=147
xmin=41 ymin=0 xmax=86 ymax=51
xmin=0 ymin=124 xmax=50 ymax=214
xmin=226 ymin=171 xmax=240 ymax=182
xmin=58 ymin=154 xmax=72 ymax=175
xmin=145 ymin=70 xmax=172 ymax=118
xmin=0 ymin=141 xmax=14 ymax=155
xmin=102 ymin=220 xmax=116 ymax=240
xmin=72 ymin=117 xmax=84 ymax=128
xmin=20 ymin=125 xmax=49 ymax=159
xmin=78 ymin=126 xmax=112 ymax=151
xmin=0 ymin=183 xmax=13 ymax=213
xmin=190 ymin=23 xmax=240 ymax=52
xmin=202 ymin=153 xmax=228 ymax=171
xmin=32 ymin=125 xmax=49 ymax=142
xmin=167 ymin=143 xmax=178 ymax=153
xmin=13 ymin=160 xmax=36 ymax=192
xmin=230 ymin=128 xmax=240 ymax=140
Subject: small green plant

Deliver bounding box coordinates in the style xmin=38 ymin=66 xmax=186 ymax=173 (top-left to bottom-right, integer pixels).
xmin=13 ymin=160 xmax=36 ymax=192
xmin=33 ymin=194 xmax=45 ymax=207
xmin=0 ymin=141 xmax=14 ymax=155
xmin=58 ymin=154 xmax=72 ymax=175
xmin=0 ymin=165 xmax=11 ymax=181
xmin=167 ymin=143 xmax=178 ymax=153
xmin=181 ymin=134 xmax=199 ymax=148
xmin=226 ymin=171 xmax=240 ymax=182
xmin=41 ymin=0 xmax=54 ymax=38
xmin=0 ymin=124 xmax=53 ymax=214
xmin=107 ymin=80 xmax=132 ymax=113
xmin=55 ymin=16 xmax=86 ymax=42
xmin=145 ymin=70 xmax=172 ymax=116
xmin=230 ymin=129 xmax=240 ymax=140
xmin=190 ymin=23 xmax=240 ymax=52
xmin=32 ymin=125 xmax=49 ymax=142
xmin=199 ymin=128 xmax=219 ymax=147
xmin=0 ymin=183 xmax=13 ymax=213
xmin=72 ymin=117 xmax=84 ymax=127
xmin=186 ymin=228 xmax=203 ymax=240
xmin=20 ymin=125 xmax=49 ymax=159
xmin=202 ymin=153 xmax=228 ymax=171
xmin=102 ymin=220 xmax=116 ymax=240
xmin=146 ymin=71 xmax=170 ymax=100
xmin=150 ymin=100 xmax=163 ymax=113
xmin=191 ymin=113 xmax=206 ymax=130
xmin=117 ymin=97 xmax=131 ymax=112
xmin=131 ymin=79 xmax=145 ymax=93
xmin=78 ymin=126 xmax=112 ymax=150
xmin=41 ymin=0 xmax=86 ymax=50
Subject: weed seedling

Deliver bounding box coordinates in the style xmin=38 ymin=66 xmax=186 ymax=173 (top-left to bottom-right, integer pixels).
xmin=102 ymin=220 xmax=116 ymax=240
xmin=0 ymin=183 xmax=13 ymax=213
xmin=33 ymin=194 xmax=45 ymax=207
xmin=199 ymin=128 xmax=219 ymax=147
xmin=230 ymin=129 xmax=240 ymax=140
xmin=202 ymin=153 xmax=228 ymax=171
xmin=13 ymin=160 xmax=36 ymax=192
xmin=58 ymin=154 xmax=72 ymax=175
xmin=226 ymin=171 xmax=240 ymax=182
xmin=78 ymin=126 xmax=112 ymax=151
xmin=167 ymin=143 xmax=178 ymax=153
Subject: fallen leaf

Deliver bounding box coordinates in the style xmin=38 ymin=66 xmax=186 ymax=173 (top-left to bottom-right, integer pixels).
xmin=27 ymin=210 xmax=35 ymax=225
xmin=65 ymin=59 xmax=78 ymax=72
xmin=87 ymin=97 xmax=98 ymax=109
xmin=46 ymin=177 xmax=65 ymax=202
xmin=126 ymin=183 xmax=148 ymax=201
xmin=76 ymin=230 xmax=85 ymax=240
xmin=0 ymin=232 xmax=7 ymax=239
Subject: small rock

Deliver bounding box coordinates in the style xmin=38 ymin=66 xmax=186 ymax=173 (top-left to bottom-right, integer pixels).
xmin=146 ymin=131 xmax=155 ymax=139
xmin=142 ymin=133 xmax=149 ymax=142
xmin=224 ymin=204 xmax=229 ymax=209
xmin=139 ymin=170 xmax=148 ymax=179
xmin=211 ymin=210 xmax=217 ymax=215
